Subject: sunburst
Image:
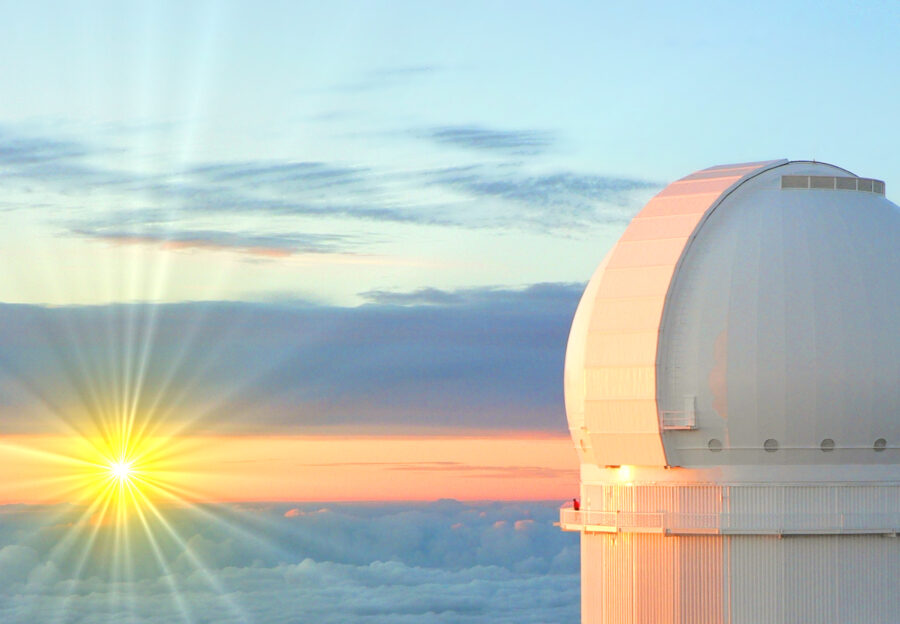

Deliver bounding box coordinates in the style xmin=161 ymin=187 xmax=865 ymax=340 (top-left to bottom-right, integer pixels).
xmin=109 ymin=459 xmax=135 ymax=484
xmin=42 ymin=423 xmax=191 ymax=525
xmin=0 ymin=422 xmax=256 ymax=623
xmin=98 ymin=444 xmax=146 ymax=518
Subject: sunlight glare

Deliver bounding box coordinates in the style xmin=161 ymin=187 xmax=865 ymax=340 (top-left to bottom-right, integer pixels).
xmin=109 ymin=459 xmax=136 ymax=485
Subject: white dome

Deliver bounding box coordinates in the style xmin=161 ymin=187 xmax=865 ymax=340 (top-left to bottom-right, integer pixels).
xmin=566 ymin=159 xmax=900 ymax=468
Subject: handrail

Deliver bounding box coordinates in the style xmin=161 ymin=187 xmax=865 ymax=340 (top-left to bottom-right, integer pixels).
xmin=559 ymin=508 xmax=900 ymax=535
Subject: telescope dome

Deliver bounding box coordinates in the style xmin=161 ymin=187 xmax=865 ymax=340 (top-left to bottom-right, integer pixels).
xmin=565 ymin=159 xmax=900 ymax=468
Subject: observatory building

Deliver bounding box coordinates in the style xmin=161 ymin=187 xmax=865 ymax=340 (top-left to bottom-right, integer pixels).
xmin=560 ymin=160 xmax=900 ymax=623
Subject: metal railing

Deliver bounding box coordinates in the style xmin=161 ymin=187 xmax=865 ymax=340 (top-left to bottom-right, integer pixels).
xmin=660 ymin=410 xmax=696 ymax=430
xmin=559 ymin=507 xmax=900 ymax=536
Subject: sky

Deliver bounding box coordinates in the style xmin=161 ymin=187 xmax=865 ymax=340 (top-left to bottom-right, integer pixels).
xmin=0 ymin=1 xmax=898 ymax=621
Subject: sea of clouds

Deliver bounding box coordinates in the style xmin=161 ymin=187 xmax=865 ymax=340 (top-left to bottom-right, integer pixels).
xmin=0 ymin=500 xmax=579 ymax=623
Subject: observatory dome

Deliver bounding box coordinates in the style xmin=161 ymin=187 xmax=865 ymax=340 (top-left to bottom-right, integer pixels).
xmin=565 ymin=159 xmax=900 ymax=469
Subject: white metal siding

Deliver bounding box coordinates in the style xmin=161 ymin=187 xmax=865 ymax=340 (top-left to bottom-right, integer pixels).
xmin=580 ymin=531 xmax=900 ymax=623
xmin=729 ymin=535 xmax=900 ymax=624
xmin=581 ymin=532 xmax=726 ymax=623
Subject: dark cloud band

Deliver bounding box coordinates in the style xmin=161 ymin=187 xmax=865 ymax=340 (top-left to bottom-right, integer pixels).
xmin=0 ymin=284 xmax=582 ymax=434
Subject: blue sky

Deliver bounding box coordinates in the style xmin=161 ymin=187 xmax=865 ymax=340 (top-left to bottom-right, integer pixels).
xmin=3 ymin=1 xmax=897 ymax=308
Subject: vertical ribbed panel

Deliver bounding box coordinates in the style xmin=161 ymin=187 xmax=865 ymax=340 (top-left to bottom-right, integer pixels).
xmin=635 ymin=534 xmax=674 ymax=623
xmin=729 ymin=484 xmax=900 ymax=518
xmin=582 ymin=534 xmax=604 ymax=624
xmin=574 ymin=161 xmax=783 ymax=467
xmin=677 ymin=536 xmax=723 ymax=623
xmin=581 ymin=530 xmax=900 ymax=623
xmin=585 ymin=483 xmax=722 ymax=514
xmin=582 ymin=532 xmax=725 ymax=623
xmin=729 ymin=536 xmax=782 ymax=622
xmin=729 ymin=535 xmax=900 ymax=624
xmin=578 ymin=483 xmax=900 ymax=622
xmin=600 ymin=533 xmax=634 ymax=624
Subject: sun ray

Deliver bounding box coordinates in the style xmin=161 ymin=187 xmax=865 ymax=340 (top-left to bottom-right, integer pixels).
xmin=130 ymin=497 xmax=196 ymax=623
xmin=0 ymin=421 xmax=256 ymax=622
xmin=135 ymin=490 xmax=249 ymax=623
xmin=0 ymin=8 xmax=283 ymax=623
xmin=46 ymin=491 xmax=119 ymax=624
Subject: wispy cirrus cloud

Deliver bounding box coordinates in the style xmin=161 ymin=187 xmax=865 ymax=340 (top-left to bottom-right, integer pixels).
xmin=270 ymin=460 xmax=576 ymax=480
xmin=0 ymin=126 xmax=454 ymax=229
xmin=0 ymin=132 xmax=93 ymax=166
xmin=423 ymin=125 xmax=555 ymax=155
xmin=184 ymin=160 xmax=368 ymax=190
xmin=427 ymin=165 xmax=660 ymax=227
xmin=1 ymin=122 xmax=657 ymax=237
xmin=0 ymin=126 xmax=128 ymax=189
xmin=70 ymin=225 xmax=354 ymax=257
xmin=381 ymin=461 xmax=577 ymax=480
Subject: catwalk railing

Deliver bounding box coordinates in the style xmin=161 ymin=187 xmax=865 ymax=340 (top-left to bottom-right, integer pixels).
xmin=559 ymin=507 xmax=900 ymax=536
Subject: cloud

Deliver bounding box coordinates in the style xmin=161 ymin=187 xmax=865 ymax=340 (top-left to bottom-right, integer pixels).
xmin=361 ymin=282 xmax=583 ymax=307
xmin=428 ymin=166 xmax=660 ymax=228
xmin=0 ymin=283 xmax=582 ymax=433
xmin=361 ymin=287 xmax=468 ymax=306
xmin=283 ymin=507 xmax=330 ymax=518
xmin=184 ymin=160 xmax=368 ymax=192
xmin=0 ymin=545 xmax=40 ymax=586
xmin=0 ymin=501 xmax=579 ymax=623
xmin=0 ymin=125 xmax=136 ymax=189
xmin=71 ymin=226 xmax=353 ymax=257
xmin=1 ymin=123 xmax=656 ymax=236
xmin=0 ymin=131 xmax=93 ymax=166
xmin=423 ymin=125 xmax=555 ymax=155
xmin=279 ymin=461 xmax=577 ymax=481
xmin=385 ymin=463 xmax=577 ymax=480
xmin=0 ymin=126 xmax=437 ymax=231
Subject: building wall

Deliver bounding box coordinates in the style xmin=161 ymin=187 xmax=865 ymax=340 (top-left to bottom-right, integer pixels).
xmin=729 ymin=534 xmax=900 ymax=624
xmin=575 ymin=481 xmax=900 ymax=622
xmin=581 ymin=532 xmax=900 ymax=623
xmin=582 ymin=532 xmax=724 ymax=624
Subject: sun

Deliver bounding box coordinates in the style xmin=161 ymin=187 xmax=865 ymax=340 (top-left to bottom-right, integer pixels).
xmin=99 ymin=452 xmax=147 ymax=518
xmin=3 ymin=421 xmax=195 ymax=523
xmin=91 ymin=445 xmax=148 ymax=518
xmin=108 ymin=459 xmax=136 ymax=485
xmin=72 ymin=429 xmax=178 ymax=521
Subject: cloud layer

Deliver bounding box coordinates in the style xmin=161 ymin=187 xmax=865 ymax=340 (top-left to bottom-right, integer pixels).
xmin=0 ymin=501 xmax=579 ymax=623
xmin=0 ymin=284 xmax=582 ymax=433
xmin=423 ymin=125 xmax=555 ymax=155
